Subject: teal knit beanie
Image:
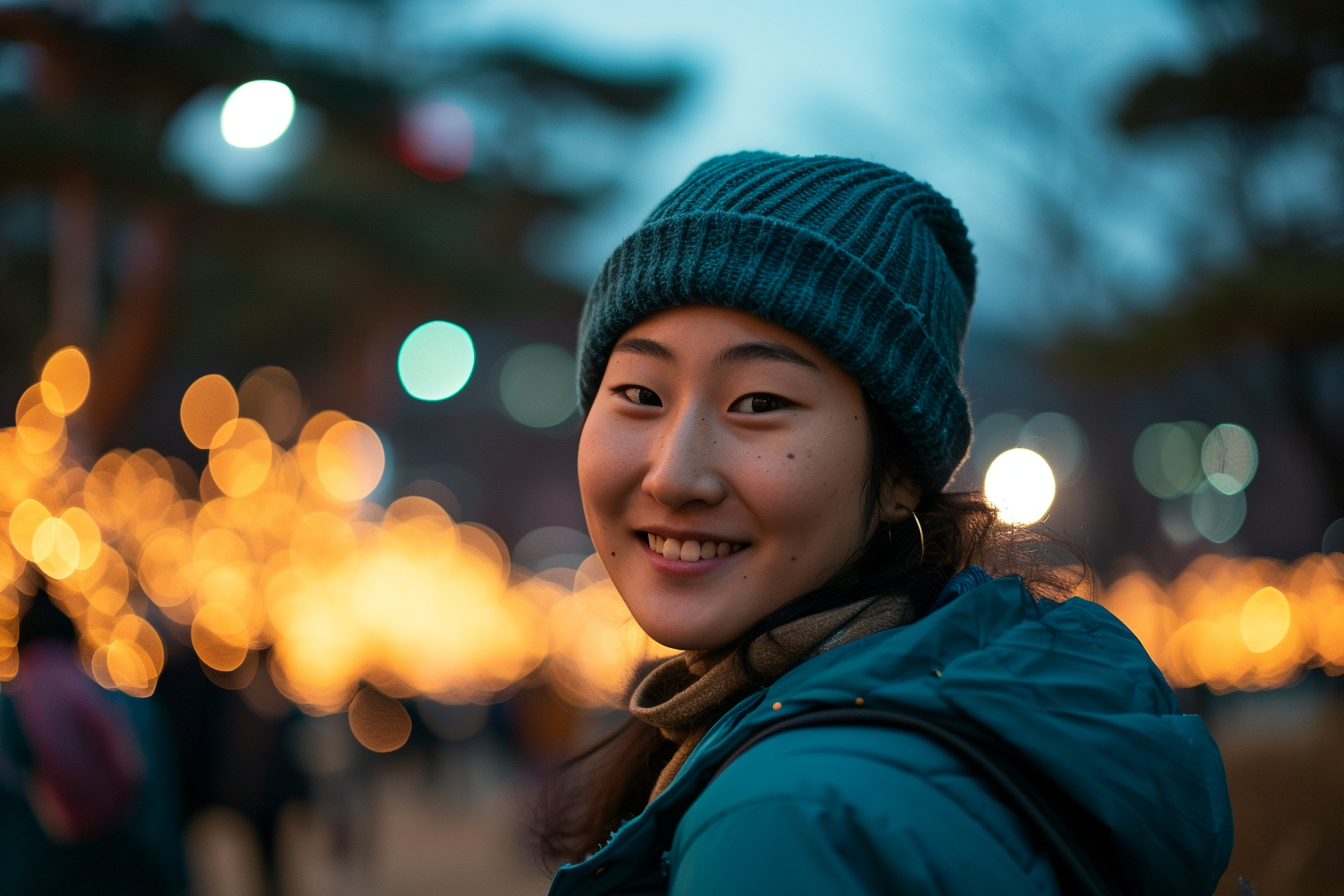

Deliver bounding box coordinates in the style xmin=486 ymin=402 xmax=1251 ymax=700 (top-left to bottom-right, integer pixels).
xmin=577 ymin=151 xmax=977 ymax=492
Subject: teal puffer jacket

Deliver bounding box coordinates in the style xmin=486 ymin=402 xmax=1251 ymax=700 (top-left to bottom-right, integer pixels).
xmin=547 ymin=570 xmax=1233 ymax=896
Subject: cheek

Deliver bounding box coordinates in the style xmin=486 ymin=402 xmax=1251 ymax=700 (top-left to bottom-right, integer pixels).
xmin=577 ymin=415 xmax=642 ymax=542
xmin=743 ymin=423 xmax=869 ymax=548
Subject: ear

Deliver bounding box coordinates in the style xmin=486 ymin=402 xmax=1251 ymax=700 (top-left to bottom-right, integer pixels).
xmin=877 ymin=473 xmax=922 ymax=524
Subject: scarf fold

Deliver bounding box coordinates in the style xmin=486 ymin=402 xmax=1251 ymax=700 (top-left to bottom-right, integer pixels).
xmin=629 ymin=593 xmax=916 ymax=801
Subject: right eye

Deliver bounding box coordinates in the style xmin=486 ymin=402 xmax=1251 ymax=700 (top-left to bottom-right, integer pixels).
xmin=618 ymin=386 xmax=662 ymax=407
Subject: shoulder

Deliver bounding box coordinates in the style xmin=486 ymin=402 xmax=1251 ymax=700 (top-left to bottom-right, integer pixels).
xmin=669 ymin=724 xmax=1059 ymax=896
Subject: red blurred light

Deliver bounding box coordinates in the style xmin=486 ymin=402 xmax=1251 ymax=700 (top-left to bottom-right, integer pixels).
xmin=397 ymin=101 xmax=473 ymax=182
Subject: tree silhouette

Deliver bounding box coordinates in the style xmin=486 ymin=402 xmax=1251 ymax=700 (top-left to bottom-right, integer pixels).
xmin=0 ymin=5 xmax=683 ymax=450
xmin=1051 ymin=0 xmax=1344 ymax=516
xmin=0 ymin=6 xmax=685 ymax=890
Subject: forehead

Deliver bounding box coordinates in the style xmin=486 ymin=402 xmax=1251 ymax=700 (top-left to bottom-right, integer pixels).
xmin=614 ymin=305 xmax=829 ymax=365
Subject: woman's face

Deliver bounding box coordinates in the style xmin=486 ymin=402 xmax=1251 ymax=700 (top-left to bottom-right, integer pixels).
xmin=578 ymin=305 xmax=903 ymax=651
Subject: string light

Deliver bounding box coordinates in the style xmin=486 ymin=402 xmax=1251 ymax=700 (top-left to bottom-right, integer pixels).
xmin=1101 ymin=553 xmax=1344 ymax=692
xmin=0 ymin=351 xmax=671 ymax=726
xmin=4 ymin=349 xmax=1340 ymax=748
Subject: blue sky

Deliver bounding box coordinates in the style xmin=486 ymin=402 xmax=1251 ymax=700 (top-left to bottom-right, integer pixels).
xmin=54 ymin=0 xmax=1211 ymax=333
xmin=396 ymin=0 xmax=1205 ymax=333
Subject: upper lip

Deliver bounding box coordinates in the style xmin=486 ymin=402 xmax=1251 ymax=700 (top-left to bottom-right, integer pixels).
xmin=636 ymin=526 xmax=748 ymax=544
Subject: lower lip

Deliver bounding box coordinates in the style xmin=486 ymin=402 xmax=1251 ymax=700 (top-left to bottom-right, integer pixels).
xmin=641 ymin=539 xmax=744 ymax=576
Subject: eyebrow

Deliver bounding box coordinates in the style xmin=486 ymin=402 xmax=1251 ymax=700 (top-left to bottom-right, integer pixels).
xmin=714 ymin=342 xmax=819 ymax=370
xmin=611 ymin=337 xmax=675 ymax=361
xmin=609 ymin=337 xmax=819 ymax=371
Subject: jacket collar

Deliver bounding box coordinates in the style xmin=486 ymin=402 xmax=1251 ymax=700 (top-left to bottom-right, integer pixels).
xmin=547 ymin=567 xmax=1010 ymax=896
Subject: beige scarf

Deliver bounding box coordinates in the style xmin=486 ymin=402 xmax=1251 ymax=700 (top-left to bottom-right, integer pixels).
xmin=629 ymin=594 xmax=916 ymax=801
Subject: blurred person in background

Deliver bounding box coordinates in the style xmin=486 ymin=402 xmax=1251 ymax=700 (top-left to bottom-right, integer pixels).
xmin=539 ymin=152 xmax=1234 ymax=895
xmin=0 ymin=589 xmax=187 ymax=896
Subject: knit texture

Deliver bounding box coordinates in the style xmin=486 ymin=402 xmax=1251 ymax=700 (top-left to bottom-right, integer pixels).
xmin=577 ymin=151 xmax=977 ymax=491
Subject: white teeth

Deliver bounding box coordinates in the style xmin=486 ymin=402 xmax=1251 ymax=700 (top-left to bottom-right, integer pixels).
xmin=646 ymin=534 xmax=746 ymax=562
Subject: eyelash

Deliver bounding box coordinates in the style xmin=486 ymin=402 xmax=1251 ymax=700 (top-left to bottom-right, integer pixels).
xmin=616 ymin=386 xmax=662 ymax=407
xmin=730 ymin=393 xmax=790 ymax=414
xmin=612 ymin=386 xmax=790 ymax=414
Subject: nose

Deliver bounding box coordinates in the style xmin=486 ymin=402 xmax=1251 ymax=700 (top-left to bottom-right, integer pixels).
xmin=642 ymin=405 xmax=727 ymax=510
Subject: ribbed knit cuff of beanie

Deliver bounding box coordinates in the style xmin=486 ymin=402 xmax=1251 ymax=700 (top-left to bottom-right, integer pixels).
xmin=576 ymin=151 xmax=978 ymax=492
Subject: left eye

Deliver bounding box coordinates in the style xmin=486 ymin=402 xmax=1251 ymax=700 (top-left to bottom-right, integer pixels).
xmin=730 ymin=394 xmax=787 ymax=413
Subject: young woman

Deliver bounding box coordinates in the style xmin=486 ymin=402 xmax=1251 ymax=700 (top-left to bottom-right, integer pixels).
xmin=540 ymin=152 xmax=1232 ymax=895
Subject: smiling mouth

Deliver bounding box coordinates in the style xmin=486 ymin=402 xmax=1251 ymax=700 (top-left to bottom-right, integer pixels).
xmin=642 ymin=532 xmax=745 ymax=562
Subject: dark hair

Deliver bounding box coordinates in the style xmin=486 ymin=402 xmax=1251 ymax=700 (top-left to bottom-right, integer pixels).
xmin=536 ymin=394 xmax=1086 ymax=867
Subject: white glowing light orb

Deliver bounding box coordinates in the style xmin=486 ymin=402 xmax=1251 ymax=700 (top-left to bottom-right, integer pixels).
xmin=398 ymin=321 xmax=474 ymax=401
xmin=221 ymin=80 xmax=296 ymax=148
xmin=984 ymin=448 xmax=1056 ymax=525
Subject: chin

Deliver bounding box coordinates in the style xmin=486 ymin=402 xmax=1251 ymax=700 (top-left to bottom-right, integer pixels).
xmin=646 ymin=630 xmax=726 ymax=653
xmin=627 ymin=602 xmax=749 ymax=653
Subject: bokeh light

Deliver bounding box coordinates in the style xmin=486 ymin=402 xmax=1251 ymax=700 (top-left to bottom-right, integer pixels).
xmin=220 ymin=80 xmax=296 ymax=149
xmin=1017 ymin=412 xmax=1088 ymax=485
xmin=398 ymin=100 xmax=473 ymax=181
xmin=238 ymin=366 xmax=303 ymax=442
xmin=545 ymin=555 xmax=676 ymax=707
xmin=32 ymin=515 xmax=80 ymax=579
xmin=970 ymin=412 xmax=1025 ymax=474
xmin=1133 ymin=421 xmax=1208 ymax=498
xmin=14 ymin=355 xmax=1333 ymax=743
xmin=1159 ymin=495 xmax=1201 ymax=545
xmin=1201 ymin=423 xmax=1258 ymax=495
xmin=1101 ymin=553 xmax=1344 ymax=692
xmin=1325 ymin=518 xmax=1344 ymax=555
xmin=397 ymin=321 xmax=475 ymax=401
xmin=984 ymin=448 xmax=1056 ymax=525
xmin=163 ymin=84 xmax=322 ymax=203
xmin=348 ymin=686 xmax=412 ymax=752
xmin=16 ymin=384 xmax=65 ymax=454
xmin=315 ymin=421 xmax=386 ymax=502
xmin=1190 ymin=483 xmax=1247 ymax=544
xmin=61 ymin=507 xmax=101 ymax=570
xmin=9 ymin=498 xmax=51 ymax=562
xmin=513 ymin=526 xmax=593 ymax=572
xmin=39 ymin=346 xmax=91 ymax=416
xmin=499 ymin=343 xmax=578 ymax=428
xmin=181 ymin=374 xmax=240 ymax=449
xmin=1241 ymin=586 xmax=1291 ymax=654
xmin=208 ymin=418 xmax=273 ymax=497
xmin=193 ymin=603 xmax=250 ymax=672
